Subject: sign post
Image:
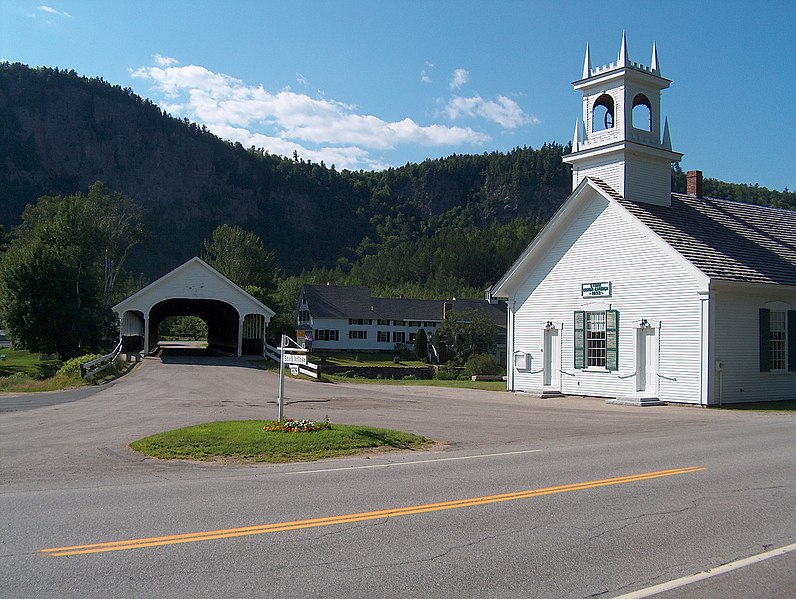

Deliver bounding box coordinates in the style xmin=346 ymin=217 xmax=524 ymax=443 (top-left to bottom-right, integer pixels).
xmin=277 ymin=334 xmax=309 ymax=422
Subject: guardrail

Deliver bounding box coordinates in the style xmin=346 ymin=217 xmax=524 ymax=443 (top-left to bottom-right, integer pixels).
xmin=81 ymin=339 xmax=124 ymax=379
xmin=263 ymin=342 xmax=320 ymax=380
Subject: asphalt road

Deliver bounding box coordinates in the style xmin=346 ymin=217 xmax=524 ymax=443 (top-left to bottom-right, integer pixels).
xmin=1 ymin=349 xmax=794 ymax=598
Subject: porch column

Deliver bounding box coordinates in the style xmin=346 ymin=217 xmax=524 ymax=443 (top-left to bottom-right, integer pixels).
xmin=143 ymin=315 xmax=150 ymax=357
xmin=237 ymin=317 xmax=244 ymax=357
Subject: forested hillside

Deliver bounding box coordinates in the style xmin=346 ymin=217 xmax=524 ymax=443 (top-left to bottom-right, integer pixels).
xmin=2 ymin=63 xmax=794 ymax=299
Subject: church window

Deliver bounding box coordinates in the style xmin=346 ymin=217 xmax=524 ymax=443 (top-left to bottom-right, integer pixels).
xmin=592 ymin=94 xmax=614 ymax=132
xmin=760 ymin=308 xmax=795 ymax=372
xmin=574 ymin=310 xmax=619 ymax=370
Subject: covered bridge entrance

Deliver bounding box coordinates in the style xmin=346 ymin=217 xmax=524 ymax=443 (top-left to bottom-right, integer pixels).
xmin=113 ymin=257 xmax=275 ymax=357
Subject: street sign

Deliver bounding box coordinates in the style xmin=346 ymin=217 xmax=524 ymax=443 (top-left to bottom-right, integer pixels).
xmin=283 ymin=353 xmax=307 ymax=365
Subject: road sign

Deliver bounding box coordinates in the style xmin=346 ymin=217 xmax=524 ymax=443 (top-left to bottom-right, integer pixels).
xmin=283 ymin=353 xmax=307 ymax=365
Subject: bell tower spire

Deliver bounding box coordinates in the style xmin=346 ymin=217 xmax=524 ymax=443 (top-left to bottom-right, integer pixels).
xmin=562 ymin=34 xmax=683 ymax=206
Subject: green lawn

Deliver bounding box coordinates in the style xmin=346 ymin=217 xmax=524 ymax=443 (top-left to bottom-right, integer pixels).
xmin=313 ymin=352 xmax=427 ymax=367
xmin=0 ymin=349 xmax=82 ymax=392
xmin=0 ymin=348 xmax=61 ymax=379
xmin=0 ymin=348 xmax=128 ymax=393
xmin=130 ymin=420 xmax=434 ymax=463
xmin=320 ymin=372 xmax=506 ymax=391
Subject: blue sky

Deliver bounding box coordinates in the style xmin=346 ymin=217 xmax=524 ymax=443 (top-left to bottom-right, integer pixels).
xmin=2 ymin=1 xmax=794 ymax=190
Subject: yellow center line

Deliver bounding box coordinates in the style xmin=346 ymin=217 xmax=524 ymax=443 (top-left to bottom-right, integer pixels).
xmin=40 ymin=466 xmax=704 ymax=557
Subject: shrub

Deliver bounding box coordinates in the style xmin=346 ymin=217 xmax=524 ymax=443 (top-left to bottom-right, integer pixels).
xmin=56 ymin=354 xmax=103 ymax=378
xmin=434 ymin=361 xmax=461 ymax=380
xmin=464 ymin=353 xmax=503 ymax=377
xmin=393 ymin=343 xmax=410 ymax=359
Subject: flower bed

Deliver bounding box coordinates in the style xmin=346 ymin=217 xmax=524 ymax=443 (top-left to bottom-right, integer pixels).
xmin=263 ymin=417 xmax=330 ymax=433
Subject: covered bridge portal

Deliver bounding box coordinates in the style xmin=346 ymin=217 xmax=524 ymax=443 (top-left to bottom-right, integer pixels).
xmin=113 ymin=257 xmax=275 ymax=357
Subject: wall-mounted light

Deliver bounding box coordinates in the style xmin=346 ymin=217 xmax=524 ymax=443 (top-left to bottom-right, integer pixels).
xmin=639 ymin=319 xmax=649 ymax=328
xmin=545 ymin=321 xmax=554 ymax=329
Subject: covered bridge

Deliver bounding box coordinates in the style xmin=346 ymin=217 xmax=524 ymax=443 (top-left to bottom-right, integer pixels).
xmin=113 ymin=257 xmax=275 ymax=357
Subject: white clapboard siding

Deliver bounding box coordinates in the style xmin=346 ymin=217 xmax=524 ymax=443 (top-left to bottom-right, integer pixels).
xmin=510 ymin=192 xmax=705 ymax=403
xmin=711 ymin=287 xmax=796 ymax=403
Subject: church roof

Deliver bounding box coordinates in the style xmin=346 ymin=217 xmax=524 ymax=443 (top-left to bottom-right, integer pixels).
xmin=608 ymin=184 xmax=796 ymax=286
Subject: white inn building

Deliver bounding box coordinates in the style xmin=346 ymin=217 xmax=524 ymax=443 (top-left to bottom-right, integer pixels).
xmin=491 ymin=35 xmax=796 ymax=405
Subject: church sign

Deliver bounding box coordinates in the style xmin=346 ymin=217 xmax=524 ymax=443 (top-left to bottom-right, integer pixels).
xmin=581 ymin=281 xmax=611 ymax=298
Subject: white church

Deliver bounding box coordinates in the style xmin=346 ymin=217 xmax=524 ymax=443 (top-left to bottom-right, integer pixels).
xmin=491 ymin=35 xmax=796 ymax=406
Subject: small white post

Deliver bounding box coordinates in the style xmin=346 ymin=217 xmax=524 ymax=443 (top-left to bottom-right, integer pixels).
xmin=278 ymin=334 xmax=286 ymax=422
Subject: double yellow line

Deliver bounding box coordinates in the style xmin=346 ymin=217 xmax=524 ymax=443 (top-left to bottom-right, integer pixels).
xmin=40 ymin=466 xmax=703 ymax=557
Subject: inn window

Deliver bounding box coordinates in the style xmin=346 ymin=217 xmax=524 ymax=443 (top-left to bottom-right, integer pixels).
xmin=348 ymin=330 xmax=367 ymax=340
xmin=377 ymin=331 xmax=390 ymax=343
xmin=315 ymin=329 xmax=338 ymax=342
xmin=393 ymin=331 xmax=406 ymax=343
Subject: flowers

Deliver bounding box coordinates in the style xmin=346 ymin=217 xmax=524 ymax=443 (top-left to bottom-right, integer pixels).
xmin=263 ymin=417 xmax=330 ymax=433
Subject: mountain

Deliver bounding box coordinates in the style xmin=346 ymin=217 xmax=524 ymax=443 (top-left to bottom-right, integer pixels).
xmin=2 ymin=62 xmax=793 ymax=289
xmin=0 ymin=63 xmax=570 ymax=281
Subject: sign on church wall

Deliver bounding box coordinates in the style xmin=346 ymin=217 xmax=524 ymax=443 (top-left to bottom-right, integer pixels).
xmin=581 ymin=281 xmax=612 ymax=298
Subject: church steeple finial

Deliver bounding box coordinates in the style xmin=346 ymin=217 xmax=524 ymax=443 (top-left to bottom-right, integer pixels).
xmin=572 ymin=120 xmax=581 ymax=150
xmin=582 ymin=43 xmax=592 ymax=79
xmin=651 ymin=41 xmax=660 ymax=74
xmin=618 ymin=31 xmax=628 ymax=67
xmin=662 ymin=117 xmax=672 ymax=150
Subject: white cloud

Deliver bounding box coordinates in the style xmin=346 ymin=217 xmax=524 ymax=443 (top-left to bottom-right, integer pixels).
xmin=296 ymin=72 xmax=308 ymax=86
xmin=445 ymin=94 xmax=538 ymax=129
xmin=421 ymin=70 xmax=432 ymax=84
xmin=37 ymin=5 xmax=71 ymax=17
xmin=132 ymin=59 xmax=489 ymax=170
xmin=450 ymin=68 xmax=469 ymax=90
xmin=153 ymin=54 xmax=178 ymax=68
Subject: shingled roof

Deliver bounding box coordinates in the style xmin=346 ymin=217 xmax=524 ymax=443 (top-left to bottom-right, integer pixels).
xmin=301 ymin=284 xmax=506 ymax=325
xmin=591 ymin=178 xmax=796 ymax=286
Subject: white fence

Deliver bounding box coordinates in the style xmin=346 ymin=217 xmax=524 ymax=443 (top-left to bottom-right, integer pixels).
xmin=80 ymin=338 xmax=123 ymax=379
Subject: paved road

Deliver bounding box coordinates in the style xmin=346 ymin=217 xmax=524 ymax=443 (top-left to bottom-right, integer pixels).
xmin=1 ymin=349 xmax=794 ymax=597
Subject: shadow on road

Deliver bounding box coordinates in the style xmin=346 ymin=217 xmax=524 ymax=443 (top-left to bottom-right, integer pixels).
xmin=157 ymin=346 xmax=263 ymax=369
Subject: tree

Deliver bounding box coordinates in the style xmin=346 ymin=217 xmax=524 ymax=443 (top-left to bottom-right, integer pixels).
xmin=436 ymin=308 xmax=499 ymax=364
xmin=0 ymin=183 xmax=145 ymax=358
xmin=0 ymin=225 xmax=10 ymax=253
xmin=0 ymin=238 xmax=102 ymax=358
xmin=414 ymin=328 xmax=428 ymax=361
xmin=202 ymin=225 xmax=279 ymax=295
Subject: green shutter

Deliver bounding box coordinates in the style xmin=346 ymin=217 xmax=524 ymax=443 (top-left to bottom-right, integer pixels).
xmin=759 ymin=308 xmax=771 ymax=372
xmin=606 ymin=310 xmax=619 ymax=371
xmin=788 ymin=310 xmax=796 ymax=372
xmin=574 ymin=311 xmax=585 ymax=369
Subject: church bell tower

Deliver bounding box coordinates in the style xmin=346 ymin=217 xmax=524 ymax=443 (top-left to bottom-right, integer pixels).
xmin=562 ymin=33 xmax=683 ymax=206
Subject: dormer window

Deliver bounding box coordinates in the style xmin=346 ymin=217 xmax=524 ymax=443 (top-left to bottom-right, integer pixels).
xmin=592 ymin=94 xmax=614 ymax=132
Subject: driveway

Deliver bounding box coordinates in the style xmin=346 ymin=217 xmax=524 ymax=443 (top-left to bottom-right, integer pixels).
xmin=0 ymin=348 xmax=765 ymax=492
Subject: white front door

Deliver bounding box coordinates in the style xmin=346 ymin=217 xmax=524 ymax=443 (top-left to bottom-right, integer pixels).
xmin=636 ymin=328 xmax=657 ymax=394
xmin=543 ymin=328 xmax=561 ymax=389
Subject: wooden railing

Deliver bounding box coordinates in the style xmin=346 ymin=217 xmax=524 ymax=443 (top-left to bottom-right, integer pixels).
xmin=81 ymin=338 xmax=123 ymax=379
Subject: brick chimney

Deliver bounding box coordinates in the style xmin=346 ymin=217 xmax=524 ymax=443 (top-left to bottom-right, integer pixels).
xmin=686 ymin=170 xmax=703 ymax=197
